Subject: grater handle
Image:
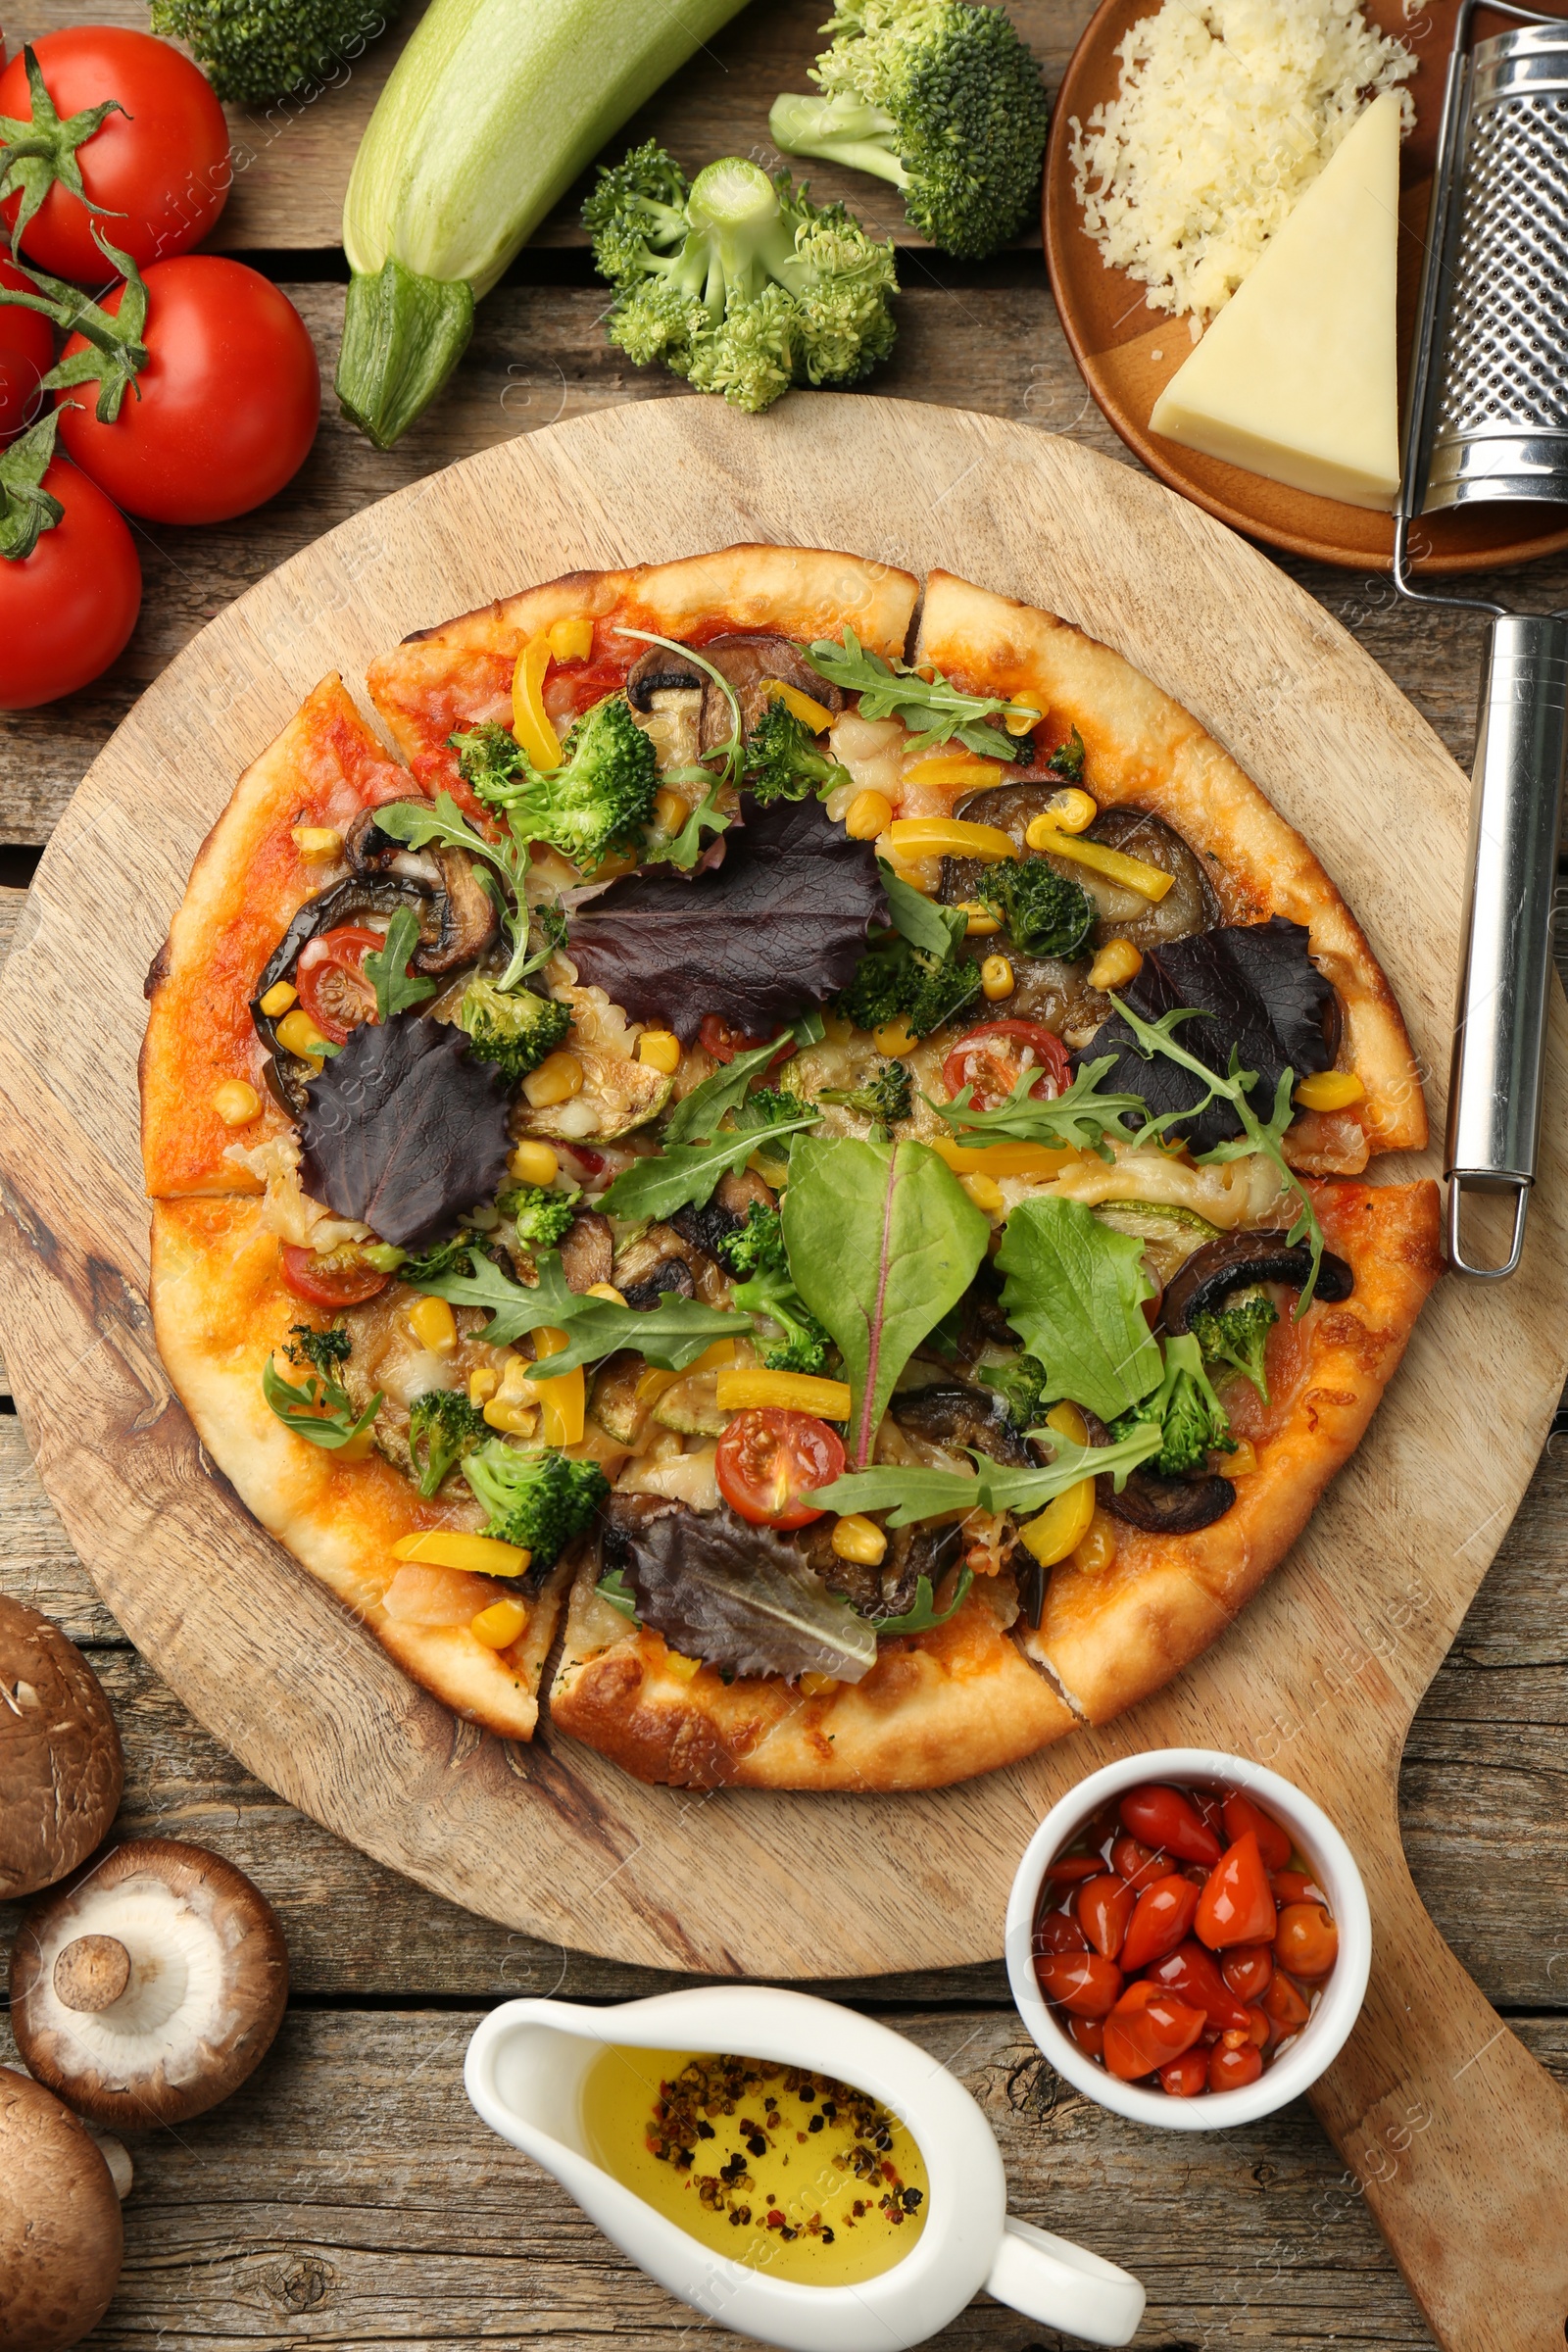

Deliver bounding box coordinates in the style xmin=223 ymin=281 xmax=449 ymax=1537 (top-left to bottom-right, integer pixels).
xmin=1446 ymin=612 xmax=1568 ymax=1277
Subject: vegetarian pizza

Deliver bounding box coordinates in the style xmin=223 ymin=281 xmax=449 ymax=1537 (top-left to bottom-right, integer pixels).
xmin=141 ymin=545 xmax=1442 ymax=1789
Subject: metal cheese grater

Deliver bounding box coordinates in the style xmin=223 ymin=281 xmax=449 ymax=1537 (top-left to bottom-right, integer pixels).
xmin=1396 ymin=0 xmax=1568 ymax=1277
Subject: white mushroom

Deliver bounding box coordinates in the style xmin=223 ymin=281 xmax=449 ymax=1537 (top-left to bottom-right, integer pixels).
xmin=9 ymin=1838 xmax=289 ymax=2130
xmin=0 ymin=1596 xmax=123 ymax=1899
xmin=0 ymin=2065 xmax=123 ymax=2351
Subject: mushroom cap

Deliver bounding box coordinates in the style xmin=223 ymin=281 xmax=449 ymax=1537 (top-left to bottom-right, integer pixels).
xmin=9 ymin=1838 xmax=289 ymax=2131
xmin=0 ymin=1596 xmax=123 ymax=1900
xmin=0 ymin=2066 xmax=123 ymax=2351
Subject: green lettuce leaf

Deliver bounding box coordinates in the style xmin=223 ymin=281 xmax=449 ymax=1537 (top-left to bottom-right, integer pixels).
xmin=994 ymin=1196 xmax=1163 ymax=1424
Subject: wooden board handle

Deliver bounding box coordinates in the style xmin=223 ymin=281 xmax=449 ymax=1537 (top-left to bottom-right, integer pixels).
xmin=1308 ymin=1783 xmax=1568 ymax=2349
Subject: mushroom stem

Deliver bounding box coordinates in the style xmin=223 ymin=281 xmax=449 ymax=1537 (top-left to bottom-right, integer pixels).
xmin=53 ymin=1936 xmax=131 ymax=2014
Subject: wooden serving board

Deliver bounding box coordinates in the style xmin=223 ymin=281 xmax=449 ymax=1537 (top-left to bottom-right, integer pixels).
xmin=1 ymin=399 xmax=1565 ymax=2347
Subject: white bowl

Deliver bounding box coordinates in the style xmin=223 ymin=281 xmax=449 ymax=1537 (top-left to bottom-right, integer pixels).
xmin=1004 ymin=1747 xmax=1371 ymax=2132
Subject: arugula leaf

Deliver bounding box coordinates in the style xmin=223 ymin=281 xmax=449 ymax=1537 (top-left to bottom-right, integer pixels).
xmin=877 ymin=858 xmax=966 ymax=962
xmin=363 ymin=906 xmax=437 ymax=1022
xmin=813 ymin=1421 xmax=1162 ymax=1525
xmin=598 ymin=1106 xmax=819 ymax=1223
xmin=662 ymin=1033 xmax=794 ymax=1146
xmin=782 ymin=1136 xmax=991 ymax=1466
xmin=995 ymin=1196 xmax=1163 ymax=1424
xmin=402 ymin=1242 xmax=748 ymax=1371
xmin=641 ymin=767 xmax=732 ymax=869
xmin=1108 ymin=996 xmax=1325 ymax=1309
xmin=597 ymin=1565 xmax=640 ymax=1621
xmin=863 ymin=1568 xmax=973 ymax=1631
xmin=262 ymin=1356 xmax=382 ymax=1451
xmin=804 ymin=628 xmax=1039 ymax=760
xmin=928 ymin=1054 xmax=1151 ymax=1160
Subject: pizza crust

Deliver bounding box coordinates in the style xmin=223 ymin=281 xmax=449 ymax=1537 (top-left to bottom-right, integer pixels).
xmin=366 ymin=544 xmax=920 ymax=800
xmin=912 ymin=570 xmax=1428 ymax=1169
xmin=548 ymin=1567 xmax=1075 ymax=1790
xmin=149 ymin=1197 xmax=564 ymax=1740
xmin=140 ymin=676 xmax=415 ymax=1200
xmin=1019 ymin=1177 xmax=1444 ymax=1722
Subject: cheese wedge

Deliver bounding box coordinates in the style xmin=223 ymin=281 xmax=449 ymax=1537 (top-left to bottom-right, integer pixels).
xmin=1149 ymin=89 xmax=1402 ymax=511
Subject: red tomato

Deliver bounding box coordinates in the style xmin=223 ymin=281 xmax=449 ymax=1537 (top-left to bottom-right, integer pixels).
xmin=1044 ymin=1852 xmax=1103 ymax=1884
xmin=280 ymin=1245 xmax=390 ymax=1308
xmin=1274 ymin=1902 xmax=1340 ymax=1979
xmin=1144 ymin=1940 xmax=1252 ymax=2034
xmin=1190 ymin=1787 xmax=1227 ymax=1839
xmin=1263 ymin=1971 xmax=1312 ymax=2034
xmin=0 ymin=256 xmax=53 ymax=443
xmin=1196 ymin=1831 xmax=1278 ymax=1949
xmin=0 ymin=456 xmax=139 ymax=709
xmin=1102 ymin=1980 xmax=1206 ymax=2082
xmin=1220 ymin=1944 xmax=1275 ymax=2003
xmin=1271 ymin=1869 xmax=1328 ymax=1906
xmin=1119 ymin=1783 xmax=1223 ymax=1867
xmin=1033 ymin=1909 xmax=1090 ymax=1957
xmin=942 ymin=1018 xmax=1070 ymax=1112
xmin=56 ymin=259 xmax=319 ymax=524
xmin=698 ymin=1012 xmax=796 ymax=1068
xmin=1067 ymin=2015 xmax=1105 ymax=2060
xmin=1033 ymin=1951 xmax=1124 ymax=2018
xmin=1108 ymin=1833 xmax=1171 ymax=1890
xmin=1209 ymin=2041 xmax=1264 ymax=2093
xmin=1157 ymin=2048 xmax=1209 ymax=2098
xmin=1076 ymin=1874 xmax=1134 ymax=1960
xmin=0 ymin=29 xmax=229 ymax=277
xmin=714 ymin=1409 xmax=845 ymax=1529
xmin=553 ymin=655 xmax=626 ymax=718
xmin=1119 ymin=1872 xmax=1200 ymax=1972
xmin=1222 ymin=1789 xmax=1293 ymax=1870
xmin=295 ymin=925 xmax=384 ymax=1046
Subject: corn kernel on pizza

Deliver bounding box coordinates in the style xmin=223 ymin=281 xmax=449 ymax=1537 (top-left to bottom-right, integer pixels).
xmin=141 ymin=546 xmax=1441 ymax=1788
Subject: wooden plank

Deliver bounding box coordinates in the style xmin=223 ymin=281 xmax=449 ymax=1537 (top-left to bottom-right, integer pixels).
xmin=6 ymin=0 xmax=1087 ymax=251
xmin=2 ymin=2002 xmax=1561 ymax=2351
xmin=1 ymin=282 xmax=1550 ymax=847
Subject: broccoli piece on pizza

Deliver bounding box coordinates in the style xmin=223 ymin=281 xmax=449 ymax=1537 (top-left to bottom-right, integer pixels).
xmin=833 ymin=936 xmax=980 ymax=1038
xmin=745 ymin=698 xmax=852 ymax=805
xmin=463 ymin=1441 xmax=610 ymax=1570
xmin=1190 ymin=1290 xmax=1277 ymax=1402
xmin=976 ymin=858 xmax=1095 ymax=960
xmin=408 ymin=1390 xmax=489 ymax=1500
xmin=498 ymin=1181 xmax=581 ymax=1250
xmin=284 ymin=1323 xmax=352 ymax=1380
xmin=717 ymin=1203 xmax=832 ymax=1375
xmin=978 ymin=1350 xmax=1049 ymax=1432
xmin=818 ymin=1056 xmax=912 ymax=1127
xmin=1109 ymin=1333 xmax=1235 ymax=1479
xmin=455 ymin=694 xmax=659 ymax=871
xmin=459 ymin=975 xmax=572 ymax=1084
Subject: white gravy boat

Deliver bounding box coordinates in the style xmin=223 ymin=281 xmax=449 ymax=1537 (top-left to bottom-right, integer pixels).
xmin=465 ymin=1986 xmax=1145 ymax=2351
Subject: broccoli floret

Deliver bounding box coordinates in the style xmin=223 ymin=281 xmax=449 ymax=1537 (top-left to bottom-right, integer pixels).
xmin=1191 ymin=1291 xmax=1277 ymax=1402
xmin=833 ymin=937 xmax=980 ymax=1038
xmin=819 ymin=1058 xmax=913 ymax=1126
xmin=585 ymin=144 xmax=898 ymax=414
xmin=455 ymin=697 xmax=659 ymax=872
xmin=769 ymin=0 xmax=1051 ymax=262
xmin=1109 ymin=1334 xmax=1235 ymax=1479
xmin=459 ymin=974 xmax=572 ymax=1083
xmin=741 ymin=1087 xmax=813 ymax=1128
xmin=149 ymin=0 xmax=387 ymax=104
xmin=718 ymin=1203 xmax=832 ymax=1375
xmin=1048 ymin=726 xmax=1087 ymax=782
xmin=284 ymin=1323 xmax=351 ymax=1379
xmin=977 ymin=858 xmax=1095 ymax=959
xmin=463 ymin=1442 xmax=610 ymax=1569
xmin=979 ymin=1351 xmax=1048 ymax=1431
xmin=746 ymin=699 xmax=852 ymax=806
xmin=496 ymin=1181 xmax=581 ymax=1250
xmin=408 ymin=1390 xmax=489 ymax=1501
xmin=400 ymin=1231 xmax=479 ymax=1286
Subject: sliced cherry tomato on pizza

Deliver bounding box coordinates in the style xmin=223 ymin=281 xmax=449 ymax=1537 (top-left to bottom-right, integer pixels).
xmin=1033 ymin=1950 xmax=1123 ymax=2018
xmin=1195 ymin=1831 xmax=1278 ymax=1949
xmin=1274 ymin=1902 xmax=1340 ymax=1979
xmin=714 ymin=1409 xmax=845 ymax=1529
xmin=1075 ymin=1874 xmax=1134 ymax=1960
xmin=1119 ymin=1873 xmax=1200 ymax=1973
xmin=295 ymin=925 xmax=385 ymax=1046
xmin=1119 ymin=1783 xmax=1223 ymax=1867
xmin=942 ymin=1018 xmax=1070 ymax=1112
xmin=699 ymin=1012 xmax=797 ymax=1068
xmin=280 ymin=1244 xmax=389 ymax=1308
xmin=1222 ymin=1789 xmax=1294 ymax=1870
xmin=1102 ymin=1980 xmax=1206 ymax=2082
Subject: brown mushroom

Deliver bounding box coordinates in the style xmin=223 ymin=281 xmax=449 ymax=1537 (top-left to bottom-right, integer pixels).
xmin=0 ymin=2066 xmax=123 ymax=2351
xmin=1161 ymin=1229 xmax=1354 ymax=1333
xmin=416 ymin=843 xmax=500 ymax=974
xmin=9 ymin=1839 xmax=289 ymax=2131
xmin=625 ymin=635 xmax=842 ymax=753
xmin=558 ymin=1208 xmax=615 ymax=1294
xmin=0 ymin=1597 xmax=122 ymax=1901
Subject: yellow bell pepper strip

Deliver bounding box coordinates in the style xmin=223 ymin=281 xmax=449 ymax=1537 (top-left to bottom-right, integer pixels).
xmin=1018 ymin=1401 xmax=1096 ymax=1567
xmin=1295 ymin=1069 xmax=1365 ymax=1111
xmin=901 ymin=756 xmax=1004 ymax=791
xmin=391 ymin=1530 xmax=531 ymax=1577
xmin=513 ymin=633 xmax=563 ymax=770
xmin=886 ymin=816 xmax=1015 ymax=863
xmin=928 ymin=1137 xmax=1078 ymax=1179
xmin=547 ymin=614 xmax=595 ymax=662
xmin=715 ymin=1368 xmax=853 ymax=1421
xmin=764 ymin=677 xmax=837 ymax=733
xmin=522 ymin=1326 xmax=586 ymax=1446
xmin=1023 ymin=819 xmax=1173 ymax=901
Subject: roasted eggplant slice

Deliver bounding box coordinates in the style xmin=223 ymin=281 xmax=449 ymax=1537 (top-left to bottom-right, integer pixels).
xmin=1162 ymin=1229 xmax=1353 ymax=1331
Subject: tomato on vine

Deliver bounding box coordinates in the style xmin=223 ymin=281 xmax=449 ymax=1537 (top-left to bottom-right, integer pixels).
xmin=0 ymin=413 xmax=139 ymax=710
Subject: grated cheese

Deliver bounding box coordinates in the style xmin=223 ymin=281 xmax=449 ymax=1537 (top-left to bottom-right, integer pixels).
xmin=1069 ymin=0 xmax=1415 ymax=320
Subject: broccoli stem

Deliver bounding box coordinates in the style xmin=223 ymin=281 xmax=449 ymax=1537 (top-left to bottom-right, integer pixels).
xmin=684 ymin=158 xmax=812 ymax=308
xmin=768 ymin=94 xmax=912 ymax=191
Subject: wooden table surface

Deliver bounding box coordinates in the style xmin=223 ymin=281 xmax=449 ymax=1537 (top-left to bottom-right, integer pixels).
xmin=1 ymin=5 xmax=1564 ymax=2346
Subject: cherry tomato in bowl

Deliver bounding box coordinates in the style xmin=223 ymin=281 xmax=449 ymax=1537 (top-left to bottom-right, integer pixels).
xmin=0 ymin=28 xmax=229 ymax=276
xmin=55 ymin=259 xmax=319 ymax=524
xmin=942 ymin=1018 xmax=1069 ymax=1111
xmin=295 ymin=926 xmax=385 ymax=1046
xmin=715 ymin=1409 xmax=845 ymax=1528
xmin=280 ymin=1245 xmax=390 ymax=1310
xmin=0 ymin=453 xmax=140 ymax=709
